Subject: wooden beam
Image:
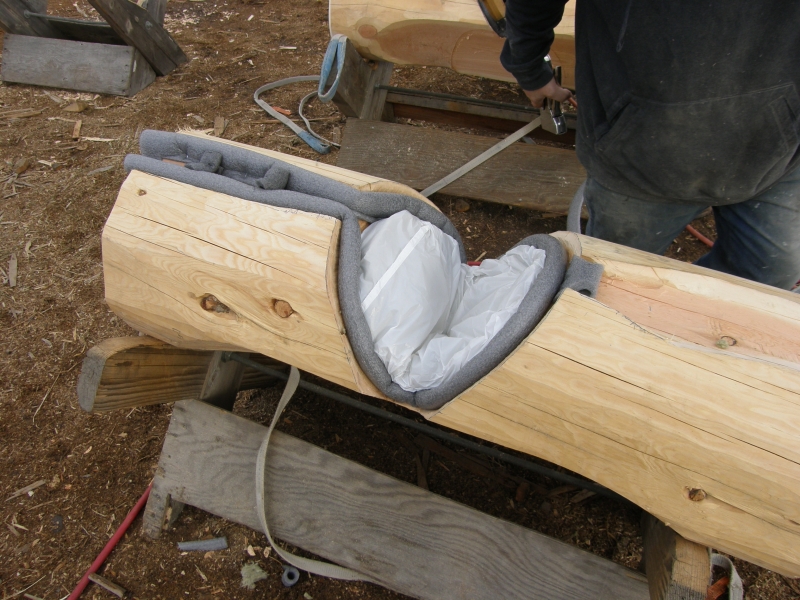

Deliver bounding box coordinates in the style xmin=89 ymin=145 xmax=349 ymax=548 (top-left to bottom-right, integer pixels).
xmin=86 ymin=0 xmax=186 ymax=76
xmin=1 ymin=35 xmax=155 ymax=97
xmin=642 ymin=513 xmax=710 ymax=600
xmin=336 ymin=118 xmax=584 ymax=212
xmin=102 ymin=139 xmax=800 ymax=576
xmin=391 ymin=103 xmax=576 ymax=144
xmin=145 ymin=399 xmax=649 ymax=600
xmin=77 ymin=336 xmax=282 ymax=413
xmin=330 ymin=0 xmax=575 ymax=89
xmin=326 ymin=37 xmax=393 ymax=120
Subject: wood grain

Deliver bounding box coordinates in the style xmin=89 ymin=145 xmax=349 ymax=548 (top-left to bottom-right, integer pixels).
xmin=1 ymin=35 xmax=155 ymax=97
xmin=151 ymin=399 xmax=648 ymax=600
xmin=435 ymin=289 xmax=800 ymax=576
xmin=337 ymin=119 xmax=585 ymax=213
xmin=103 ymin=171 xmax=366 ymax=393
xmin=329 ymin=0 xmax=575 ymax=88
xmin=77 ymin=336 xmax=281 ymax=412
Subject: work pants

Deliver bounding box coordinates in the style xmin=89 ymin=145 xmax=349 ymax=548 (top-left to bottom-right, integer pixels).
xmin=584 ymin=166 xmax=800 ymax=290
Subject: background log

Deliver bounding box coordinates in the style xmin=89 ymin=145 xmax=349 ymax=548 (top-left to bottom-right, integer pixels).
xmin=329 ymin=0 xmax=576 ymax=89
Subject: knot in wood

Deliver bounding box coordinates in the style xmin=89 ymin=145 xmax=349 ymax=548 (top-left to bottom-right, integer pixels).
xmin=200 ymin=295 xmax=230 ymax=313
xmin=137 ymin=189 xmax=147 ymax=196
xmin=273 ymin=300 xmax=294 ymax=318
xmin=687 ymin=488 xmax=707 ymax=502
xmin=715 ymin=336 xmax=737 ymax=349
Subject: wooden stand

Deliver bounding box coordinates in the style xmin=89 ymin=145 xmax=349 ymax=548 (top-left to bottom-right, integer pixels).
xmin=77 ymin=336 xmax=716 ymax=600
xmin=326 ymin=36 xmax=584 ymax=214
xmin=0 ymin=0 xmax=186 ymax=96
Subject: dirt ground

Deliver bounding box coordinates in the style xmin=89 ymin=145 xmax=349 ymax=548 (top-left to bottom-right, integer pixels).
xmin=1 ymin=0 xmax=798 ymax=599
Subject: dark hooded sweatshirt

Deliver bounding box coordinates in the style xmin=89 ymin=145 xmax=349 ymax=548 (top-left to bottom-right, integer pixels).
xmin=501 ymin=0 xmax=800 ymax=205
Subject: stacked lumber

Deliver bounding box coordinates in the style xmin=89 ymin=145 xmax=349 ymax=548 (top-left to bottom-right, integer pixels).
xmin=329 ymin=0 xmax=577 ymax=89
xmin=101 ymin=133 xmax=800 ymax=577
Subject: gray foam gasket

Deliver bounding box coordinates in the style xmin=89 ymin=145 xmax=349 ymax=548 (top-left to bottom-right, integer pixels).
xmin=124 ymin=130 xmax=600 ymax=409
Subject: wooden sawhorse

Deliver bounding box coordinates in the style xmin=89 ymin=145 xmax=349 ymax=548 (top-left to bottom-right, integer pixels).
xmin=78 ymin=336 xmax=714 ymax=600
xmin=0 ymin=0 xmax=186 ymax=95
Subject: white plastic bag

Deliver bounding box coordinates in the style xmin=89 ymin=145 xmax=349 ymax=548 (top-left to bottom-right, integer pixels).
xmin=360 ymin=211 xmax=546 ymax=392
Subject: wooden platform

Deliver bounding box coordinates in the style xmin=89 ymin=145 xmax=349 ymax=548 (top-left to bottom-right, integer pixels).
xmin=143 ymin=398 xmax=649 ymax=600
xmin=336 ymin=118 xmax=584 ymax=213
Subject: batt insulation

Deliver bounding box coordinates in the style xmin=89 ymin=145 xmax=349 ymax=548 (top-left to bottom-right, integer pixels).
xmin=360 ymin=211 xmax=546 ymax=392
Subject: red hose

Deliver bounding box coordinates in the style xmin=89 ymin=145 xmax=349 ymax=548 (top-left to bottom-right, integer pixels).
xmin=685 ymin=224 xmax=714 ymax=248
xmin=68 ymin=483 xmax=153 ymax=600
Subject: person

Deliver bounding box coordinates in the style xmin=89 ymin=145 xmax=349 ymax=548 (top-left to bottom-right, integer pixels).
xmin=500 ymin=0 xmax=800 ymax=290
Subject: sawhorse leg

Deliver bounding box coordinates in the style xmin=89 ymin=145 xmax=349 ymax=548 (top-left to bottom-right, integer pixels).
xmin=642 ymin=513 xmax=711 ymax=600
xmin=142 ymin=351 xmax=244 ymax=538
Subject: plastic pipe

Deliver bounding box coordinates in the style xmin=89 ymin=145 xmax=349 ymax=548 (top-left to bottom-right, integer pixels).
xmin=68 ymin=483 xmax=152 ymax=600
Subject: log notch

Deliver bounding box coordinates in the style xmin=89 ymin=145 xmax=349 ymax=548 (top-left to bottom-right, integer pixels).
xmin=102 ymin=137 xmax=800 ymax=577
xmin=330 ymin=0 xmax=576 ymax=89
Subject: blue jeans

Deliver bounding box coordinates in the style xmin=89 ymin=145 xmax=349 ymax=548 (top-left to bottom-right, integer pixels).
xmin=584 ymin=167 xmax=800 ymax=290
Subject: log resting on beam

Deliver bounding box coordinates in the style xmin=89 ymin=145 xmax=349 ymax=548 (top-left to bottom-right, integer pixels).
xmin=101 ymin=133 xmax=800 ymax=577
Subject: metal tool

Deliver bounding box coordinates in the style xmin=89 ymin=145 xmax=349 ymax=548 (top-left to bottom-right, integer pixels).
xmin=420 ymin=116 xmax=542 ymax=197
xmin=477 ymin=0 xmax=506 ymax=37
xmin=540 ymin=57 xmax=568 ymax=136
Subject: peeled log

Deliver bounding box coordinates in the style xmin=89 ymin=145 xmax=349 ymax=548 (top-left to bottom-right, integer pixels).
xmin=329 ymin=0 xmax=577 ymax=89
xmin=103 ymin=133 xmax=800 ymax=577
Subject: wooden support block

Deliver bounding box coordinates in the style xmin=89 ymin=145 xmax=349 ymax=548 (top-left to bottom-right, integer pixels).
xmin=87 ymin=0 xmax=186 ymax=76
xmin=642 ymin=513 xmax=710 ymax=600
xmin=337 ymin=119 xmax=585 ymax=212
xmin=77 ymin=336 xmax=282 ymax=413
xmin=0 ymin=0 xmax=63 ymax=38
xmin=1 ymin=35 xmax=156 ymax=96
xmin=327 ymin=37 xmax=393 ymax=121
xmin=198 ymin=350 xmax=244 ymax=411
xmin=145 ymin=399 xmax=649 ymax=600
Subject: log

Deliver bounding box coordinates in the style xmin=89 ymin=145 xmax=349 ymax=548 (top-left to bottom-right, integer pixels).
xmin=329 ymin=0 xmax=576 ymax=89
xmin=101 ymin=136 xmax=800 ymax=577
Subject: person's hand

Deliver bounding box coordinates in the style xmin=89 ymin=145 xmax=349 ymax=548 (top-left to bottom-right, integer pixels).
xmin=524 ymin=77 xmax=577 ymax=109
